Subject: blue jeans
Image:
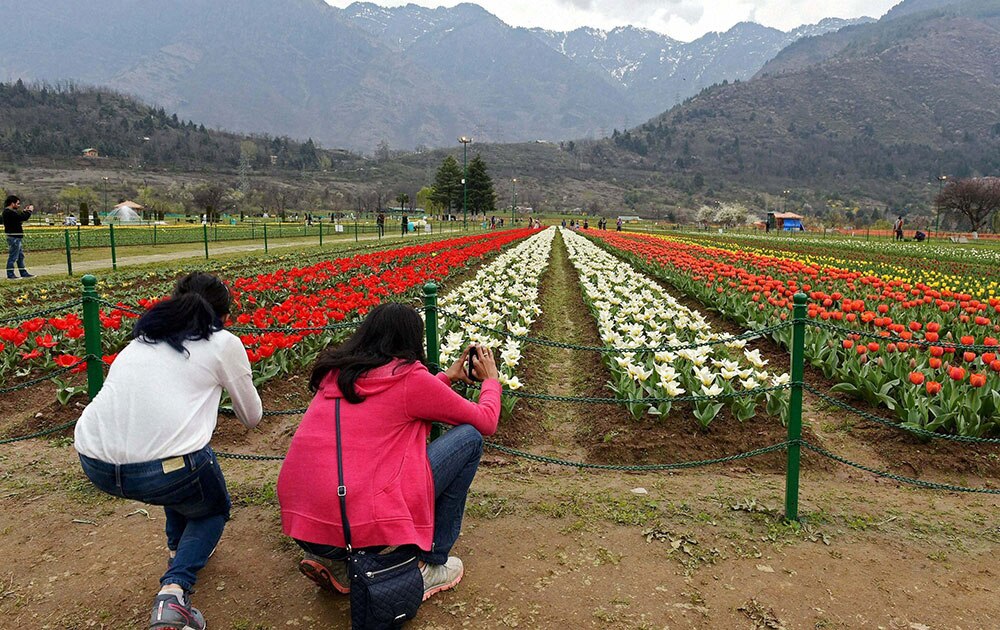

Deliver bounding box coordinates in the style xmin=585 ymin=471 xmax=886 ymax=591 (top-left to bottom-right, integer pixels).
xmin=6 ymin=236 xmax=26 ymax=277
xmin=78 ymin=445 xmax=231 ymax=592
xmin=298 ymin=424 xmax=484 ymax=565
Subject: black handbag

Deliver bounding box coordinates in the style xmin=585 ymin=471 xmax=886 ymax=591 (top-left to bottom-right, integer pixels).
xmin=334 ymin=399 xmax=423 ymax=629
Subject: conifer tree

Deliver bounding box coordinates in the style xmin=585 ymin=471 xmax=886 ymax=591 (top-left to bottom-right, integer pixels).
xmin=466 ymin=155 xmax=497 ymax=214
xmin=430 ymin=155 xmax=462 ymax=213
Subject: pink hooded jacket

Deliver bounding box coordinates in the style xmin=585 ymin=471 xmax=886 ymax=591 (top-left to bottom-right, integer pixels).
xmin=277 ymin=359 xmax=501 ymax=550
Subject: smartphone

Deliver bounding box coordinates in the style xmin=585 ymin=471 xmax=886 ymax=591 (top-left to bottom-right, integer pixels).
xmin=467 ymin=346 xmax=480 ymax=382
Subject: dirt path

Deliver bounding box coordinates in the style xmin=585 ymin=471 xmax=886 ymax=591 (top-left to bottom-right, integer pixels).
xmin=28 ymin=231 xmax=438 ymax=277
xmin=498 ymin=229 xmax=628 ymax=463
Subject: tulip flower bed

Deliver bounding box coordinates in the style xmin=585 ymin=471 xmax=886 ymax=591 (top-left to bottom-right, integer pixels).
xmin=0 ymin=230 xmax=536 ymax=396
xmin=437 ymin=227 xmax=555 ymax=417
xmin=589 ymin=231 xmax=1000 ymax=438
xmin=561 ymin=229 xmax=789 ymax=427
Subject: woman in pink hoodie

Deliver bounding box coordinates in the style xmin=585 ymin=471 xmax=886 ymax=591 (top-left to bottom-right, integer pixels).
xmin=277 ymin=302 xmax=501 ymax=602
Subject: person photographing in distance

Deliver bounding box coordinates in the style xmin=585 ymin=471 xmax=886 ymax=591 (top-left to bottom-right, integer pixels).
xmin=4 ymin=195 xmax=35 ymax=279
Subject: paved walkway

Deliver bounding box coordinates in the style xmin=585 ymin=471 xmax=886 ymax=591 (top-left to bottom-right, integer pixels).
xmin=29 ymin=231 xmax=439 ymax=277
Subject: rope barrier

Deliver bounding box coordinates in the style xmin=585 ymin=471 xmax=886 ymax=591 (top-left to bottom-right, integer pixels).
xmin=805 ymin=320 xmax=1000 ymax=353
xmin=800 ymin=440 xmax=1000 ymax=494
xmin=0 ymin=419 xmax=78 ymax=445
xmin=0 ymin=299 xmax=85 ymax=325
xmin=458 ymin=382 xmax=792 ymax=405
xmin=435 ymin=307 xmax=792 ymax=353
xmin=481 ymin=440 xmax=792 ymax=471
xmin=0 ymin=358 xmax=92 ymax=395
xmin=803 ymin=384 xmax=1000 ymax=444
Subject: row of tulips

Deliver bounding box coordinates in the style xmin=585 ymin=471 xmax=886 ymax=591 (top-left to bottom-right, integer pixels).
xmin=436 ymin=227 xmax=556 ymax=417
xmin=589 ymin=231 xmax=999 ymax=437
xmin=561 ymin=229 xmax=789 ymax=427
xmin=0 ymin=230 xmax=537 ymax=393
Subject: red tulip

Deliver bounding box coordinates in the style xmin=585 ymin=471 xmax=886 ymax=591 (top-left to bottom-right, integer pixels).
xmin=925 ymin=381 xmax=942 ymax=395
xmin=908 ymin=372 xmax=925 ymax=385
xmin=948 ymin=366 xmax=966 ymax=381
xmin=969 ymin=373 xmax=987 ymax=388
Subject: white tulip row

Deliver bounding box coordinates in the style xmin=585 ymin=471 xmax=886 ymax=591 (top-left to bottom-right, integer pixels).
xmin=561 ymin=228 xmax=789 ymax=423
xmin=436 ymin=227 xmax=556 ymax=392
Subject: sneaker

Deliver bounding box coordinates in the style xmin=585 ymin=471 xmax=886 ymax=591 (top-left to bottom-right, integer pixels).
xmin=420 ymin=556 xmax=464 ymax=601
xmin=148 ymin=593 xmax=206 ymax=630
xmin=18 ymin=273 xmax=34 ymax=278
xmin=299 ymin=552 xmax=351 ymax=594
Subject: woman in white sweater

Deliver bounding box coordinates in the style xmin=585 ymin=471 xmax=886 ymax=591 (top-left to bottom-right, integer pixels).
xmin=74 ymin=272 xmax=262 ymax=630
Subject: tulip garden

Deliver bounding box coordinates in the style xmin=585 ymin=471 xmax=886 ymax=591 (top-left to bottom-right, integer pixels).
xmin=3 ymin=223 xmax=999 ymax=628
xmin=2 ymin=225 xmax=999 ymax=440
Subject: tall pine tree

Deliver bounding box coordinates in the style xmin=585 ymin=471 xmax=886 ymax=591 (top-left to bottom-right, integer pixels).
xmin=466 ymin=155 xmax=497 ymax=215
xmin=430 ymin=155 xmax=463 ymax=214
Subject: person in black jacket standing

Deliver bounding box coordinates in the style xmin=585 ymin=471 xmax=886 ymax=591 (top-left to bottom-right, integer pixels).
xmin=3 ymin=195 xmax=34 ymax=279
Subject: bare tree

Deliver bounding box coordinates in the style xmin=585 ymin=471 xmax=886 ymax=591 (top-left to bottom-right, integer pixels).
xmin=935 ymin=177 xmax=1000 ymax=232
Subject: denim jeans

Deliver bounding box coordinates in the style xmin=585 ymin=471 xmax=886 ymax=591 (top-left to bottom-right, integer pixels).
xmin=297 ymin=424 xmax=484 ymax=565
xmin=78 ymin=445 xmax=231 ymax=592
xmin=6 ymin=236 xmax=26 ymax=277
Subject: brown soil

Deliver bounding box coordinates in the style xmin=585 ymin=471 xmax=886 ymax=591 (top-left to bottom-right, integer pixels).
xmin=1 ymin=228 xmax=998 ymax=628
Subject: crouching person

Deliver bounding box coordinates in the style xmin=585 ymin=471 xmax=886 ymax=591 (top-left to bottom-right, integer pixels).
xmin=74 ymin=272 xmax=263 ymax=630
xmin=277 ymin=303 xmax=500 ymax=624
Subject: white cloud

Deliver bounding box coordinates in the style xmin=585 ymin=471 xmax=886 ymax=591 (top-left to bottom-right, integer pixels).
xmin=324 ymin=0 xmax=899 ymax=41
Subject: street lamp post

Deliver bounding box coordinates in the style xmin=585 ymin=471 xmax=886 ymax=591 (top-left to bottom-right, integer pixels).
xmin=511 ymin=178 xmax=517 ymax=227
xmin=102 ymin=176 xmax=109 ymax=217
xmin=934 ymin=175 xmax=948 ymax=240
xmin=458 ymin=136 xmax=473 ymax=230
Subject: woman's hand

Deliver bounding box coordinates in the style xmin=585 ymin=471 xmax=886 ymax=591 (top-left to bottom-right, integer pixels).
xmin=444 ymin=346 xmax=475 ymax=385
xmin=472 ymin=345 xmax=500 ymax=381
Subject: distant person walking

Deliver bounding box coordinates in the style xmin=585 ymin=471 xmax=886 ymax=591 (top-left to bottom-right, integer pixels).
xmin=376 ymin=212 xmax=385 ymax=238
xmin=401 ymin=214 xmax=408 ymax=237
xmin=894 ymin=216 xmax=904 ymax=241
xmin=3 ymin=195 xmax=34 ymax=279
xmin=616 ymin=218 xmax=623 ymax=232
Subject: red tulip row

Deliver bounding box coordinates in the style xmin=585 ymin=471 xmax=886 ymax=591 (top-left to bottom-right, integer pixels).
xmin=588 ymin=231 xmax=1000 ymax=438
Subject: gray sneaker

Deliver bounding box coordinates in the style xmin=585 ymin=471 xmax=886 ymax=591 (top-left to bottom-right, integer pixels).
xmin=299 ymin=552 xmax=351 ymax=594
xmin=148 ymin=593 xmax=206 ymax=630
xmin=420 ymin=556 xmax=464 ymax=601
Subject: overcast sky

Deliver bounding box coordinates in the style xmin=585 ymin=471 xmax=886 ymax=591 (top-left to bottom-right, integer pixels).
xmin=325 ymin=0 xmax=901 ymax=41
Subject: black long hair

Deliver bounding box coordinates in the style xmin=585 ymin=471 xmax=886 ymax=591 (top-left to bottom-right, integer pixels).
xmin=309 ymin=302 xmax=427 ymax=403
xmin=133 ymin=272 xmax=231 ymax=354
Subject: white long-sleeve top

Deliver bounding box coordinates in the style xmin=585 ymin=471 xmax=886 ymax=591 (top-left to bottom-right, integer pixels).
xmin=74 ymin=330 xmax=263 ymax=464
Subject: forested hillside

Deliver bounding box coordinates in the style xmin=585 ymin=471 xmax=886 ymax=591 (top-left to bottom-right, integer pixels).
xmin=0 ymin=80 xmax=356 ymax=171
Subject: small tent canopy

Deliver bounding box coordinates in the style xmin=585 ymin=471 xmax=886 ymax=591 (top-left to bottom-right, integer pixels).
xmin=107 ymin=200 xmax=144 ymax=223
xmin=766 ymin=212 xmax=804 ymax=231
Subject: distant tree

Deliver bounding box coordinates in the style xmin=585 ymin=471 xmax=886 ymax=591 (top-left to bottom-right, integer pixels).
xmin=416 ymin=186 xmax=438 ymax=215
xmin=192 ymin=182 xmax=228 ymax=222
xmin=430 ymin=156 xmax=463 ymax=215
xmin=57 ymin=186 xmax=99 ymax=217
xmin=466 ymin=155 xmax=497 ymax=215
xmin=395 ymin=192 xmax=410 ymax=214
xmin=935 ymin=177 xmax=1000 ymax=232
xmin=696 ymin=205 xmax=716 ymax=227
xmin=714 ymin=202 xmax=749 ymax=227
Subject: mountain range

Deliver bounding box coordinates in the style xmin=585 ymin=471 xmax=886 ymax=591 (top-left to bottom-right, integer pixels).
xmin=0 ymin=0 xmax=867 ymax=152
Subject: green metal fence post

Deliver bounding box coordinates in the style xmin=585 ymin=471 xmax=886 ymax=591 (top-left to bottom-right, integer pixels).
xmin=214 ymin=223 xmax=219 ymax=242
xmin=251 ymin=222 xmax=255 ymax=240
xmin=153 ymin=223 xmax=158 ymax=246
xmin=76 ymin=224 xmax=81 ymax=250
xmin=203 ymin=223 xmax=209 ymax=260
xmin=355 ymin=219 xmax=359 ymax=243
xmin=263 ymin=223 xmax=269 ymax=253
xmin=319 ymin=222 xmax=323 ymax=246
xmin=424 ymin=282 xmax=443 ymax=441
xmin=81 ymin=275 xmax=104 ymax=398
xmin=108 ymin=224 xmax=118 ymax=271
xmin=64 ymin=230 xmax=73 ymax=276
xmin=784 ymin=292 xmax=807 ymax=522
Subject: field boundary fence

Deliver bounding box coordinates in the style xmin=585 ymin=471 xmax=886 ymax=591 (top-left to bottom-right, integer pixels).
xmin=2 ymin=284 xmax=998 ymax=522
xmin=4 ymin=219 xmax=472 ymax=275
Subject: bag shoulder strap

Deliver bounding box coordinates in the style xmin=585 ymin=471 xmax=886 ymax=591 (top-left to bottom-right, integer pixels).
xmin=334 ymin=398 xmax=353 ymax=552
